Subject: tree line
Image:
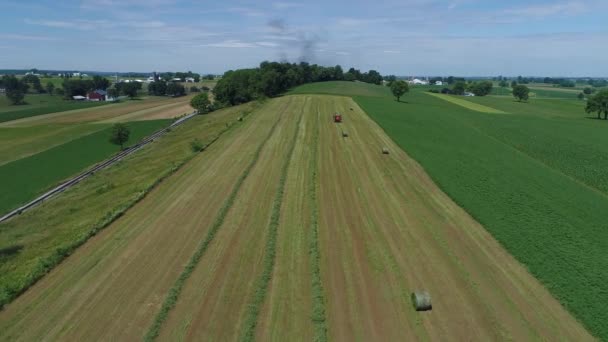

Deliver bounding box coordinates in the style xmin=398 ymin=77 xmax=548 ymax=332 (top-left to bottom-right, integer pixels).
xmin=212 ymin=61 xmax=383 ymax=106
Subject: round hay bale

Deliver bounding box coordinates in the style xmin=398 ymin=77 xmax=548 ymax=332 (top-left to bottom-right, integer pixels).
xmin=411 ymin=291 xmax=432 ymax=311
xmin=342 ymin=131 xmax=349 ymax=137
xmin=382 ymin=147 xmax=389 ymax=154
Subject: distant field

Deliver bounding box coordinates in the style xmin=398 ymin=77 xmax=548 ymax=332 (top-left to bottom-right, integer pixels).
xmin=0 ymin=95 xmax=108 ymax=123
xmin=0 ymin=120 xmax=169 ymax=215
xmin=0 ymin=123 xmax=108 ymax=165
xmin=0 ymin=96 xmax=191 ymax=127
xmin=426 ymin=92 xmax=506 ymax=113
xmin=287 ymin=80 xmax=390 ymax=97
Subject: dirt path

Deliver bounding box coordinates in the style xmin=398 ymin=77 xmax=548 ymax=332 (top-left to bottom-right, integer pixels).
xmin=0 ymin=98 xmax=279 ymax=341
xmin=315 ymin=95 xmax=592 ymax=341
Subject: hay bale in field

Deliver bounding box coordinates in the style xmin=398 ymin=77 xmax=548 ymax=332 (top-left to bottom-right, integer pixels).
xmin=411 ymin=291 xmax=432 ymax=311
xmin=342 ymin=131 xmax=348 ymax=137
xmin=382 ymin=147 xmax=389 ymax=154
xmin=238 ymin=117 xmax=243 ymax=121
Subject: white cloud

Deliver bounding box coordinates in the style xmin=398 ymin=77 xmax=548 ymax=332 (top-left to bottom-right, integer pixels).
xmin=272 ymin=2 xmax=303 ymax=9
xmin=335 ymin=51 xmax=350 ymax=55
xmin=202 ymin=40 xmax=257 ymax=48
xmin=0 ymin=33 xmax=58 ymax=41
xmin=503 ymin=1 xmax=588 ymax=18
xmin=256 ymin=41 xmax=279 ymax=47
xmin=383 ymin=50 xmax=401 ymax=54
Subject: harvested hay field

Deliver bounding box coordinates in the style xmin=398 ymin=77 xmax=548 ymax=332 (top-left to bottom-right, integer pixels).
xmin=0 ymin=95 xmax=592 ymax=341
xmin=0 ymin=96 xmax=192 ymax=127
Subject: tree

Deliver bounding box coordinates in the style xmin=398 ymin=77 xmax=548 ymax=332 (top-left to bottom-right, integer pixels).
xmin=107 ymin=87 xmax=119 ymax=100
xmin=120 ymin=82 xmax=141 ymax=98
xmin=452 ymin=81 xmax=466 ymax=95
xmin=2 ymin=75 xmax=29 ymax=105
xmin=578 ymin=92 xmax=585 ymax=100
xmin=92 ymin=75 xmax=110 ymax=90
xmin=23 ymin=74 xmax=44 ymax=93
xmin=499 ymin=80 xmax=508 ymax=88
xmin=511 ymin=80 xmax=518 ymax=88
xmin=109 ymin=123 xmax=130 ymax=150
xmin=585 ymin=90 xmax=608 ymax=119
xmin=512 ymin=84 xmax=530 ymax=102
xmin=190 ymin=86 xmax=200 ymax=92
xmin=390 ymin=80 xmax=409 ymax=102
xmin=166 ymin=83 xmax=185 ymax=97
xmin=190 ymin=92 xmax=212 ymax=114
xmin=148 ymin=81 xmax=167 ymax=96
xmin=469 ymin=81 xmax=493 ymax=96
xmin=583 ymin=87 xmax=593 ymax=95
xmin=46 ymin=82 xmax=55 ymax=96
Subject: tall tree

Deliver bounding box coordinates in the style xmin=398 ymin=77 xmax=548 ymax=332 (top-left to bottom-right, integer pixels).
xmin=585 ymin=90 xmax=608 ymax=119
xmin=109 ymin=123 xmax=130 ymax=150
xmin=92 ymin=75 xmax=110 ymax=90
xmin=190 ymin=92 xmax=212 ymax=114
xmin=2 ymin=75 xmax=29 ymax=104
xmin=512 ymin=84 xmax=530 ymax=102
xmin=45 ymin=81 xmax=55 ymax=95
xmin=452 ymin=81 xmax=466 ymax=95
xmin=390 ymin=80 xmax=409 ymax=102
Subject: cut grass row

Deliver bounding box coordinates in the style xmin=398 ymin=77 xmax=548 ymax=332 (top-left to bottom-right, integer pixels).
xmin=308 ymin=107 xmax=328 ymax=342
xmin=354 ymin=90 xmax=608 ymax=340
xmin=0 ymin=119 xmax=170 ymax=215
xmin=239 ymin=100 xmax=304 ymax=342
xmin=144 ymin=102 xmax=283 ymax=342
xmin=0 ymin=103 xmax=257 ymax=309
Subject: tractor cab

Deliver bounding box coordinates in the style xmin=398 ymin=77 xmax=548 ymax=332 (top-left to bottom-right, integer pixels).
xmin=333 ymin=113 xmax=342 ymax=123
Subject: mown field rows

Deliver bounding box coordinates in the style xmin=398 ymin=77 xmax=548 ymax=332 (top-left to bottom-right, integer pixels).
xmin=0 ymin=102 xmax=255 ymax=310
xmin=0 ymin=92 xmax=595 ymax=340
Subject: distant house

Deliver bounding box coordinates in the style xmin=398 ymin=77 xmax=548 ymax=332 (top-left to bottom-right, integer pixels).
xmin=73 ymin=95 xmax=86 ymax=101
xmin=171 ymin=78 xmax=182 ymax=82
xmin=464 ymin=92 xmax=475 ymax=97
xmin=87 ymin=89 xmax=107 ymax=101
xmin=435 ymin=81 xmax=443 ymax=86
xmin=185 ymin=77 xmax=195 ymax=83
xmin=146 ymin=76 xmax=155 ymax=83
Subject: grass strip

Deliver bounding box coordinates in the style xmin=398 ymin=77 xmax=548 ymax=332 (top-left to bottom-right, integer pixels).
xmin=308 ymin=109 xmax=328 ymax=342
xmin=0 ymin=116 xmax=241 ymax=310
xmin=144 ymin=108 xmax=284 ymax=342
xmin=238 ymin=107 xmax=304 ymax=342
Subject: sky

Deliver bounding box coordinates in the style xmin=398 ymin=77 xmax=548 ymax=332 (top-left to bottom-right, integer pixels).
xmin=0 ymin=0 xmax=607 ymax=76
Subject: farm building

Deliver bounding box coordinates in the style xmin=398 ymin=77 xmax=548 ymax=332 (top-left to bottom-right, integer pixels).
xmin=185 ymin=77 xmax=195 ymax=82
xmin=72 ymin=95 xmax=86 ymax=101
xmin=435 ymin=81 xmax=443 ymax=86
xmin=410 ymin=78 xmax=429 ymax=85
xmin=87 ymin=90 xmax=107 ymax=101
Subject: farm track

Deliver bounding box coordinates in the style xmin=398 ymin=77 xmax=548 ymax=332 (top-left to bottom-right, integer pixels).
xmin=0 ymin=100 xmax=278 ymax=340
xmin=0 ymin=94 xmax=594 ymax=341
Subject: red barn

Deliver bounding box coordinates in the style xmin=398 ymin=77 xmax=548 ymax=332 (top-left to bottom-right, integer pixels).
xmin=87 ymin=89 xmax=107 ymax=101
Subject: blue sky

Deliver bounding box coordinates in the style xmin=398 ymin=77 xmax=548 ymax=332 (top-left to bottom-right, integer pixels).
xmin=1 ymin=0 xmax=606 ymax=76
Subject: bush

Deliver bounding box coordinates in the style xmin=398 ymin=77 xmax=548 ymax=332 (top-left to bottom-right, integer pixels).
xmin=190 ymin=139 xmax=204 ymax=152
xmin=190 ymin=86 xmax=200 ymax=93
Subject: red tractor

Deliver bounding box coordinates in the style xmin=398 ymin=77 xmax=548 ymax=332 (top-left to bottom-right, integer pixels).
xmin=333 ymin=113 xmax=342 ymax=123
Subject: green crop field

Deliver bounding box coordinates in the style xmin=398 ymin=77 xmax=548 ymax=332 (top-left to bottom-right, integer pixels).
xmin=291 ymin=81 xmax=608 ymax=340
xmin=0 ymin=94 xmax=109 ymax=123
xmin=0 ymin=120 xmax=169 ymax=215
